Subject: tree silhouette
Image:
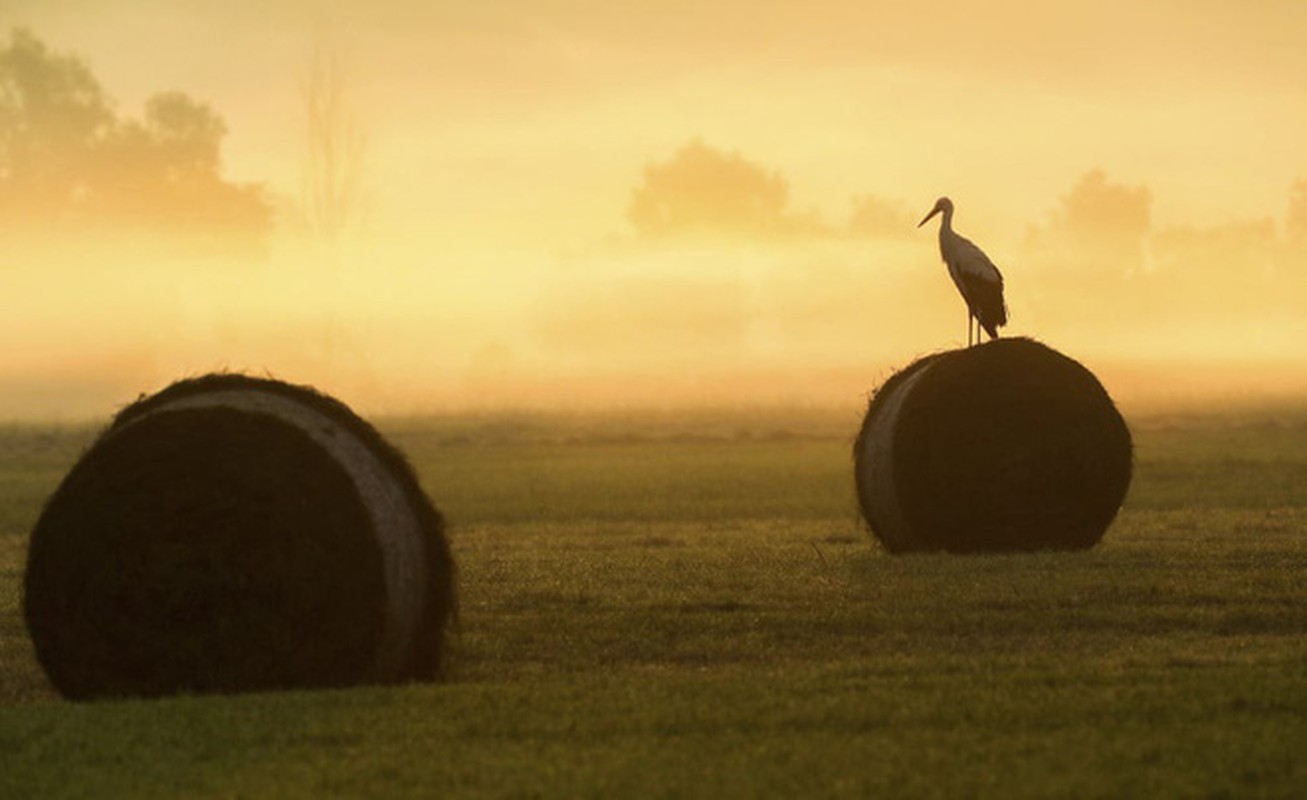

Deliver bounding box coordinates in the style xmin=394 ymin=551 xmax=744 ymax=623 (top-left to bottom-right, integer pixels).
xmin=848 ymin=193 xmax=913 ymax=238
xmin=1049 ymin=169 xmax=1152 ymax=272
xmin=0 ymin=29 xmax=114 ymax=222
xmin=628 ymin=139 xmax=823 ymax=240
xmin=0 ymin=28 xmax=270 ymax=250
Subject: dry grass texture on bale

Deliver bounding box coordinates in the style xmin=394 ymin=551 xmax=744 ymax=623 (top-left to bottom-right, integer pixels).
xmin=23 ymin=374 xmax=455 ymax=700
xmin=854 ymin=338 xmax=1132 ymax=553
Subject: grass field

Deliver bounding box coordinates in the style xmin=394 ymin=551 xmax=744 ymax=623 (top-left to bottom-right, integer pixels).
xmin=2 ymin=406 xmax=1305 ymax=797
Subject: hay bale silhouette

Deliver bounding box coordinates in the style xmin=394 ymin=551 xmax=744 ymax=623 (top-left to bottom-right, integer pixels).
xmin=854 ymin=338 xmax=1132 ymax=553
xmin=24 ymin=374 xmax=455 ymax=700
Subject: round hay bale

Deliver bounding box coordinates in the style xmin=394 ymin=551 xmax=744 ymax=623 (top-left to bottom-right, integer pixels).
xmin=24 ymin=374 xmax=455 ymax=699
xmin=853 ymin=338 xmax=1132 ymax=553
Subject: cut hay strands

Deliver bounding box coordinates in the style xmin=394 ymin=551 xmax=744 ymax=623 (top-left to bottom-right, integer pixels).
xmin=24 ymin=374 xmax=455 ymax=700
xmin=854 ymin=338 xmax=1133 ymax=553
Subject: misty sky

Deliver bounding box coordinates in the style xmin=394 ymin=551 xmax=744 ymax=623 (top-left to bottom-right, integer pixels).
xmin=12 ymin=0 xmax=1307 ymax=239
xmin=5 ymin=1 xmax=1307 ymax=415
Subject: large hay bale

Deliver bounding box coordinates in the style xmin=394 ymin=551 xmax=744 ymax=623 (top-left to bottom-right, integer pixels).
xmin=24 ymin=374 xmax=455 ymax=699
xmin=853 ymin=338 xmax=1132 ymax=553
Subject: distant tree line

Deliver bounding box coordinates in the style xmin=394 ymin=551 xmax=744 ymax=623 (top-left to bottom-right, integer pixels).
xmin=622 ymin=139 xmax=1307 ymax=338
xmin=629 ymin=140 xmax=924 ymax=241
xmin=0 ymin=29 xmax=270 ymax=253
xmin=629 ymin=139 xmax=1307 ymax=261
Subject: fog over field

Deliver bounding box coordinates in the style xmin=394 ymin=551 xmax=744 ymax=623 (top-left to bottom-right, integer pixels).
xmin=4 ymin=1 xmax=1307 ymax=417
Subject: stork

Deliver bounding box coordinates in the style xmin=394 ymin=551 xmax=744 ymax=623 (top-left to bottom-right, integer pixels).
xmin=917 ymin=197 xmax=1007 ymax=347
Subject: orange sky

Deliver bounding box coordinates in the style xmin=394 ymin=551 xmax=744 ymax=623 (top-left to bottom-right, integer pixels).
xmin=5 ymin=1 xmax=1307 ymax=417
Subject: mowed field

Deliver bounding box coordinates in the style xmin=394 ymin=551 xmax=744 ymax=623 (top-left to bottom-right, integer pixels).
xmin=1 ymin=405 xmax=1305 ymax=798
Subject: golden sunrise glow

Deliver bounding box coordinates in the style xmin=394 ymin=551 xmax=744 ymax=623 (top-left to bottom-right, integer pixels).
xmin=4 ymin=1 xmax=1307 ymax=417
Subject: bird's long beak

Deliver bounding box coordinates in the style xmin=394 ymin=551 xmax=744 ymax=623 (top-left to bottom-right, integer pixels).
xmin=917 ymin=207 xmax=941 ymax=228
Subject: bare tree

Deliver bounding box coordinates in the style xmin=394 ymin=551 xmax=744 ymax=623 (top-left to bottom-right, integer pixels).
xmin=1289 ymin=178 xmax=1307 ymax=245
xmin=300 ymin=45 xmax=365 ymax=244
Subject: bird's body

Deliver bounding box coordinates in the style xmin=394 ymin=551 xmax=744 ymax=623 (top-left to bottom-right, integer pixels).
xmin=919 ymin=197 xmax=1007 ymax=346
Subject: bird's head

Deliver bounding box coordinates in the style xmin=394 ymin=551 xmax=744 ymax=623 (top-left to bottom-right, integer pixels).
xmin=917 ymin=196 xmax=953 ymax=227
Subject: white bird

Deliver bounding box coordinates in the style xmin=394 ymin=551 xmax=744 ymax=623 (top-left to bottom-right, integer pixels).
xmin=918 ymin=196 xmax=1008 ymax=347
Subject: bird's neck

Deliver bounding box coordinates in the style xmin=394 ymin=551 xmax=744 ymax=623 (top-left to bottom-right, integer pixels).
xmin=937 ymin=210 xmax=954 ymax=241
